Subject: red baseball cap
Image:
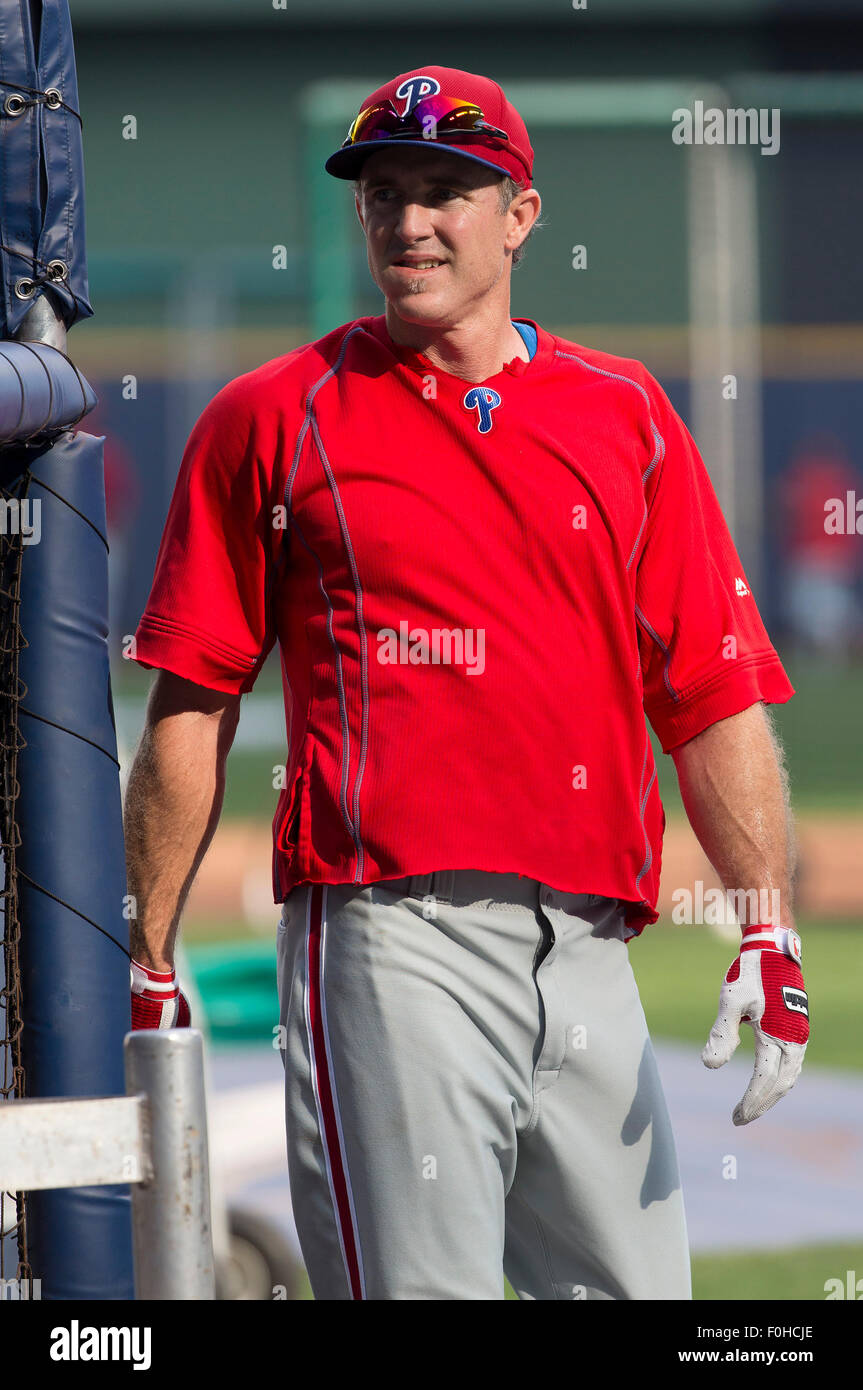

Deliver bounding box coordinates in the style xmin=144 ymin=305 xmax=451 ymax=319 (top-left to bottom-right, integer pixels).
xmin=325 ymin=66 xmax=534 ymax=186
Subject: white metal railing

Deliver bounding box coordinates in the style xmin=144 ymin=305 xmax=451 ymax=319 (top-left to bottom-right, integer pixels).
xmin=0 ymin=1029 xmax=215 ymax=1300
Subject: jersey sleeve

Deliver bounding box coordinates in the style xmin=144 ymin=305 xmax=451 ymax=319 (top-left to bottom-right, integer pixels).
xmin=131 ymin=375 xmax=279 ymax=694
xmin=634 ymin=374 xmax=794 ymax=753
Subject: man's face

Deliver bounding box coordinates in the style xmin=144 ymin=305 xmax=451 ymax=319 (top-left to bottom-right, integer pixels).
xmin=355 ymin=146 xmax=516 ymax=327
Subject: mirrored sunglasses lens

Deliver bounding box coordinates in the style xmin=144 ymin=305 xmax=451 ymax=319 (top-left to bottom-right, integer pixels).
xmin=349 ymin=103 xmax=401 ymax=144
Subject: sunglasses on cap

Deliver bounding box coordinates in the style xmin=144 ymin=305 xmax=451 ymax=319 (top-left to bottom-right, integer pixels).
xmin=342 ymin=96 xmax=510 ymax=148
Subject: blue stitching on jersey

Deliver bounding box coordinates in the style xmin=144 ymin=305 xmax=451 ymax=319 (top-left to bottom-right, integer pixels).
xmin=554 ymin=349 xmax=665 ymax=573
xmin=554 ymin=350 xmax=680 ymax=705
xmin=309 ymin=411 xmax=372 ymax=881
xmin=634 ymin=602 xmax=680 ymax=702
xmin=553 ymin=349 xmax=666 ymax=481
xmin=284 ymin=326 xmax=367 ymax=876
xmin=635 ymin=735 xmax=658 ymax=894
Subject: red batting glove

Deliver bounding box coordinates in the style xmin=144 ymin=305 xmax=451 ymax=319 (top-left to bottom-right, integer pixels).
xmin=702 ymin=924 xmax=809 ymax=1126
xmin=130 ymin=959 xmax=191 ymax=1030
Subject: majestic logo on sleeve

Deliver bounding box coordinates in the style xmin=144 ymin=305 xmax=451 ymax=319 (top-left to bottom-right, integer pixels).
xmin=463 ymin=387 xmax=502 ymax=434
xmin=395 ymin=76 xmax=441 ymax=117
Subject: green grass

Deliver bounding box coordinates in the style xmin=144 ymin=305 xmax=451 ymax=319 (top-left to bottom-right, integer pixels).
xmin=630 ymin=920 xmax=862 ymax=1073
xmin=769 ymin=659 xmax=863 ymax=813
xmin=690 ymin=1243 xmax=863 ymax=1301
xmin=291 ymin=1244 xmax=863 ymax=1300
xmin=222 ymin=749 xmax=285 ymax=822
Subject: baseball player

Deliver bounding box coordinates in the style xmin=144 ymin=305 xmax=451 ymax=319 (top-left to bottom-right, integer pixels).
xmin=125 ymin=66 xmax=810 ymax=1300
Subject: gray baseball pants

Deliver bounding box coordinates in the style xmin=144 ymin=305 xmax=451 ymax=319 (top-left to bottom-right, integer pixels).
xmin=276 ymin=868 xmax=691 ymax=1301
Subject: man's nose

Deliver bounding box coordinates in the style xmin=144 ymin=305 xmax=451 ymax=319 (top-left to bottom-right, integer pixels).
xmin=395 ymin=201 xmax=433 ymax=241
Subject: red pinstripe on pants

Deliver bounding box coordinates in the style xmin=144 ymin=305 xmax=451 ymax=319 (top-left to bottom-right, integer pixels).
xmin=305 ymin=884 xmax=365 ymax=1299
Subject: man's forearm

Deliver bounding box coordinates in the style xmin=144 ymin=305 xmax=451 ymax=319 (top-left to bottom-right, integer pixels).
xmin=671 ymin=701 xmax=796 ymax=929
xmin=124 ymin=679 xmax=240 ymax=970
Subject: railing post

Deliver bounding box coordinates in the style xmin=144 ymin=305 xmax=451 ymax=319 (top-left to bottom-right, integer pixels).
xmin=124 ymin=1030 xmax=215 ymax=1300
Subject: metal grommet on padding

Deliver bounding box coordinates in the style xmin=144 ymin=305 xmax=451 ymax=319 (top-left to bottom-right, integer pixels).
xmin=14 ymin=278 xmax=36 ymax=299
xmin=4 ymin=93 xmax=26 ymax=117
xmin=45 ymin=89 xmax=62 ymax=109
xmin=46 ymin=260 xmax=68 ymax=282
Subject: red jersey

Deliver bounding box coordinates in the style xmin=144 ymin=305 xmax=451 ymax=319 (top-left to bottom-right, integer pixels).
xmin=131 ymin=315 xmax=793 ymax=933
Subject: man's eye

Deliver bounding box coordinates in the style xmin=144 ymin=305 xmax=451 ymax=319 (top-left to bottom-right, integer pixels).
xmin=368 ymin=187 xmax=458 ymax=204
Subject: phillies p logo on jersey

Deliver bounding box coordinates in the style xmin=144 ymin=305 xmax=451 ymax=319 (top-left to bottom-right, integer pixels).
xmin=395 ymin=75 xmax=441 ymax=117
xmin=463 ymin=387 xmax=502 ymax=434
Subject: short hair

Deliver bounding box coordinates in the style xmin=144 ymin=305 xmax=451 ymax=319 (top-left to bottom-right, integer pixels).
xmin=497 ymin=176 xmax=535 ymax=268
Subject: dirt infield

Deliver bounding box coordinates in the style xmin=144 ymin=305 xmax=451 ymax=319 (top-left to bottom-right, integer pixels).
xmin=184 ymin=814 xmax=863 ymax=926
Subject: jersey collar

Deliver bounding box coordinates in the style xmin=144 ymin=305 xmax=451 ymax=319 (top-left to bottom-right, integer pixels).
xmin=362 ymin=314 xmax=553 ymax=384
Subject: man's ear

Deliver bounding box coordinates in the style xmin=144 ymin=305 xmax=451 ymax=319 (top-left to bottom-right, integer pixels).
xmin=354 ymin=189 xmax=365 ymax=231
xmin=506 ymin=187 xmax=541 ymax=254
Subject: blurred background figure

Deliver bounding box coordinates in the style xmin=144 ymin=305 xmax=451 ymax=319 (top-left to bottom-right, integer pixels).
xmin=778 ymin=433 xmax=862 ymax=664
xmin=95 ymin=407 xmax=141 ymax=658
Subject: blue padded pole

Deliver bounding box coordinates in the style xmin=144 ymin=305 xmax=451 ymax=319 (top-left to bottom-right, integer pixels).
xmin=2 ymin=428 xmax=135 ymax=1299
xmin=0 ymin=0 xmax=135 ymax=1298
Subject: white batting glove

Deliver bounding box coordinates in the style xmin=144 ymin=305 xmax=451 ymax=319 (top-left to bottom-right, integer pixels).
xmin=702 ymin=924 xmax=809 ymax=1126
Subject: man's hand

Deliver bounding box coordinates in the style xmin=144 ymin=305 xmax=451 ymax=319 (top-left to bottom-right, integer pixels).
xmin=671 ymin=703 xmax=805 ymax=1124
xmin=702 ymin=923 xmax=809 ymax=1125
xmin=130 ymin=959 xmax=192 ymax=1030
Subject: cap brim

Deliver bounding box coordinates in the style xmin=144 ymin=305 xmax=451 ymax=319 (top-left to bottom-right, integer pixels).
xmin=325 ymin=140 xmax=513 ymax=181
